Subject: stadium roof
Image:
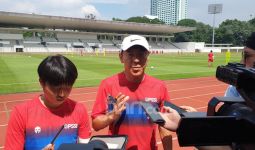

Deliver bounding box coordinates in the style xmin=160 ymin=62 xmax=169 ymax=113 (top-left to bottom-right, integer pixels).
xmin=0 ymin=11 xmax=195 ymax=35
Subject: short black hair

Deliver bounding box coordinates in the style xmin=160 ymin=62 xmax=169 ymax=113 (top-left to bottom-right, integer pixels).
xmin=38 ymin=54 xmax=78 ymax=86
xmin=245 ymin=32 xmax=255 ymax=50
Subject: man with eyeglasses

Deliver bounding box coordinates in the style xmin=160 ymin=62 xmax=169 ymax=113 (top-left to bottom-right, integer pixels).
xmin=225 ymin=32 xmax=255 ymax=97
xmin=91 ymin=35 xmax=172 ymax=150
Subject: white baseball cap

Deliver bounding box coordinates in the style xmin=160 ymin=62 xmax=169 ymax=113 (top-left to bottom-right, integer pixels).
xmin=121 ymin=35 xmax=150 ymax=51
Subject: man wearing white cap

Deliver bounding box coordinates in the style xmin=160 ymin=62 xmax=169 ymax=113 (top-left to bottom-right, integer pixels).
xmin=91 ymin=35 xmax=171 ymax=150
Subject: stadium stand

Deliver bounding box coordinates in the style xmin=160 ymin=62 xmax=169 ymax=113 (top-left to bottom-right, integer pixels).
xmin=0 ymin=11 xmax=243 ymax=53
xmin=0 ymin=11 xmax=198 ymax=54
xmin=0 ymin=11 xmax=242 ymax=54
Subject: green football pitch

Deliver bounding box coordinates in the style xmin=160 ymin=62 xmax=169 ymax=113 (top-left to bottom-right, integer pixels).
xmin=0 ymin=52 xmax=241 ymax=94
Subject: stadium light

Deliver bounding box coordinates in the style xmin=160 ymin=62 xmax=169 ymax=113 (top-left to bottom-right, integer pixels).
xmin=208 ymin=4 xmax=222 ymax=48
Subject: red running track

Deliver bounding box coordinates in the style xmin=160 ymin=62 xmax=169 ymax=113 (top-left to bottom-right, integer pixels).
xmin=0 ymin=77 xmax=228 ymax=150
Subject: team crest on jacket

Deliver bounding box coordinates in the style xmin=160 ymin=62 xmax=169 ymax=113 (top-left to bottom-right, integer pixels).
xmin=34 ymin=126 xmax=41 ymax=134
xmin=145 ymin=97 xmax=158 ymax=103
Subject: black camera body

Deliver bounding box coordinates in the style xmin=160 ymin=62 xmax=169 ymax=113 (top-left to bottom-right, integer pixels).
xmin=216 ymin=63 xmax=255 ymax=111
xmin=176 ymin=63 xmax=255 ymax=149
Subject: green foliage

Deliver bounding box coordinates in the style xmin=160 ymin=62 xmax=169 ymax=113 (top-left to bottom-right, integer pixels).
xmin=126 ymin=16 xmax=148 ymax=23
xmin=111 ymin=15 xmax=254 ymax=45
xmin=248 ymin=17 xmax=255 ymax=25
xmin=173 ymin=33 xmax=191 ymax=42
xmin=173 ymin=18 xmax=254 ymax=46
xmin=177 ymin=19 xmax=197 ymax=27
xmin=23 ymin=31 xmax=33 ymax=38
xmin=112 ymin=16 xmax=165 ymax=25
xmin=112 ymin=17 xmax=123 ymax=21
xmin=193 ymin=22 xmax=212 ymax=43
xmin=126 ymin=16 xmax=164 ymax=24
xmin=173 ymin=19 xmax=212 ymax=43
xmin=150 ymin=18 xmax=165 ymax=24
xmin=173 ymin=19 xmax=195 ymax=42
xmin=215 ymin=19 xmax=253 ymax=46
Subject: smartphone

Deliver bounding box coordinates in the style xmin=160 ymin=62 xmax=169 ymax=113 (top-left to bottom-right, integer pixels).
xmin=164 ymin=101 xmax=187 ymax=114
xmin=140 ymin=101 xmax=165 ymax=124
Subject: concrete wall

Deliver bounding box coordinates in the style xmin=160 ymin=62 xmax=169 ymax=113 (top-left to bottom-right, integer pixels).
xmin=201 ymin=47 xmax=221 ymax=53
xmin=24 ymin=47 xmax=71 ymax=53
xmin=0 ymin=33 xmax=23 ymax=40
xmin=57 ymin=33 xmax=97 ymax=40
xmin=0 ymin=47 xmax=14 ymax=52
xmin=173 ymin=42 xmax=197 ymax=52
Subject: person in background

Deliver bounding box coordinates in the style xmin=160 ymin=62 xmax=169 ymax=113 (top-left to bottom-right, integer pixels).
xmin=225 ymin=49 xmax=231 ymax=64
xmin=225 ymin=32 xmax=255 ymax=97
xmin=5 ymin=55 xmax=91 ymax=150
xmin=208 ymin=50 xmax=214 ymax=67
xmin=91 ymin=35 xmax=172 ymax=150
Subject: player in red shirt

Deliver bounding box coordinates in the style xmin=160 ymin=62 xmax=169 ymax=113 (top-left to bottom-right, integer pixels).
xmin=5 ymin=55 xmax=91 ymax=150
xmin=208 ymin=50 xmax=214 ymax=67
xmin=91 ymin=35 xmax=171 ymax=150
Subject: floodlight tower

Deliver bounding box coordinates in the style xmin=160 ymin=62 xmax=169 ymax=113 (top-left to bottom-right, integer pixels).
xmin=208 ymin=4 xmax=222 ymax=48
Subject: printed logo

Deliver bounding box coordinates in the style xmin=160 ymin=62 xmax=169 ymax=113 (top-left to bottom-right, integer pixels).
xmin=130 ymin=39 xmax=140 ymax=42
xmin=145 ymin=97 xmax=158 ymax=103
xmin=34 ymin=126 xmax=41 ymax=134
xmin=64 ymin=124 xmax=78 ymax=129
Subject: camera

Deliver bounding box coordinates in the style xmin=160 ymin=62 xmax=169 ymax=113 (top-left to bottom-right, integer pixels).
xmin=176 ymin=63 xmax=255 ymax=149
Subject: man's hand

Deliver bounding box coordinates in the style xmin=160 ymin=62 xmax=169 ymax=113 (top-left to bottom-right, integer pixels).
xmin=159 ymin=106 xmax=181 ymax=131
xmin=109 ymin=93 xmax=129 ymax=122
xmin=160 ymin=106 xmax=197 ymax=131
xmin=92 ymin=93 xmax=129 ymax=131
xmin=42 ymin=144 xmax=54 ymax=150
xmin=180 ymin=106 xmax=197 ymax=112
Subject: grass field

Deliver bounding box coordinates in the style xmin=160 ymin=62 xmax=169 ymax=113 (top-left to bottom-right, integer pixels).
xmin=0 ymin=52 xmax=241 ymax=94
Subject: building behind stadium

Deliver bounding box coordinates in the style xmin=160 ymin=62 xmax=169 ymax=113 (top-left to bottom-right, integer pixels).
xmin=151 ymin=0 xmax=187 ymax=25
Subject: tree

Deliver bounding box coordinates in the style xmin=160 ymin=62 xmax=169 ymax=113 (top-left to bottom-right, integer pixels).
xmin=248 ymin=17 xmax=255 ymax=25
xmin=23 ymin=31 xmax=33 ymax=38
xmin=248 ymin=17 xmax=255 ymax=32
xmin=173 ymin=33 xmax=191 ymax=42
xmin=192 ymin=22 xmax=212 ymax=43
xmin=110 ymin=16 xmax=254 ymax=45
xmin=173 ymin=19 xmax=212 ymax=43
xmin=177 ymin=19 xmax=197 ymax=27
xmin=216 ymin=19 xmax=253 ymax=46
xmin=173 ymin=19 xmax=196 ymax=42
xmin=148 ymin=18 xmax=165 ymax=24
xmin=112 ymin=18 xmax=123 ymax=21
xmin=85 ymin=14 xmax=96 ymax=20
xmin=126 ymin=16 xmax=150 ymax=23
xmin=112 ymin=16 xmax=165 ymax=24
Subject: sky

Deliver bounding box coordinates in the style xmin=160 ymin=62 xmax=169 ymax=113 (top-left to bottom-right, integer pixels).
xmin=0 ymin=0 xmax=254 ymax=27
